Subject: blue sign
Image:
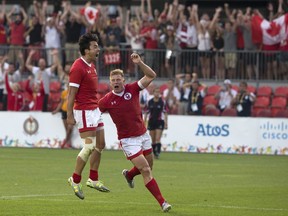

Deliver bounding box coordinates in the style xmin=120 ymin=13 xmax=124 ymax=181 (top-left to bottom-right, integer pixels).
xmin=260 ymin=121 xmax=288 ymax=140
xmin=195 ymin=124 xmax=229 ymax=137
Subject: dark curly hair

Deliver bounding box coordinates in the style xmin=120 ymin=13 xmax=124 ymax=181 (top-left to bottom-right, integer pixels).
xmin=78 ymin=33 xmax=99 ymax=56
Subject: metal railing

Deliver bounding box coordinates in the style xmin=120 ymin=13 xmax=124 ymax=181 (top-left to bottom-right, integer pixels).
xmin=1 ymin=45 xmax=287 ymax=83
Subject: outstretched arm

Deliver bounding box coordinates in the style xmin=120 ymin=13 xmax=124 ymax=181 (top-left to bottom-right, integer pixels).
xmin=131 ymin=53 xmax=156 ymax=89
xmin=0 ymin=0 xmax=6 ymax=20
xmin=26 ymin=50 xmax=36 ymax=72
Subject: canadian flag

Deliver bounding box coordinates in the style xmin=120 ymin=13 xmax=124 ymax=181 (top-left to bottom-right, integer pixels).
xmin=80 ymin=6 xmax=100 ymax=25
xmin=251 ymin=13 xmax=288 ymax=48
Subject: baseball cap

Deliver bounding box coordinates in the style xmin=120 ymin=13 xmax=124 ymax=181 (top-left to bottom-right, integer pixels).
xmin=224 ymin=79 xmax=231 ymax=85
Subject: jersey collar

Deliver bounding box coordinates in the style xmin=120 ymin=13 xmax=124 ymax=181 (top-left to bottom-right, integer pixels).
xmin=80 ymin=57 xmax=92 ymax=67
xmin=112 ymin=87 xmax=125 ymax=97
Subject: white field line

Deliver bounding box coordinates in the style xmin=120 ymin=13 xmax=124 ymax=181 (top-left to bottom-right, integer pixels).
xmin=0 ymin=194 xmax=287 ymax=212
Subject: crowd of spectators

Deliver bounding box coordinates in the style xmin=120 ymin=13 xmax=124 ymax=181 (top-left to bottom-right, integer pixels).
xmin=0 ymin=0 xmax=287 ymax=116
xmin=141 ymin=75 xmax=288 ymax=117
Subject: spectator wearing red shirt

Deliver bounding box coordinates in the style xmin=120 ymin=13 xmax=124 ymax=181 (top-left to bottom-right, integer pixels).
xmin=25 ymin=76 xmax=45 ymax=111
xmin=4 ymin=72 xmax=24 ymax=111
xmin=6 ymin=5 xmax=28 ymax=64
xmin=138 ymin=0 xmax=159 ymax=71
xmin=0 ymin=0 xmax=8 ymax=56
xmin=140 ymin=18 xmax=158 ymax=71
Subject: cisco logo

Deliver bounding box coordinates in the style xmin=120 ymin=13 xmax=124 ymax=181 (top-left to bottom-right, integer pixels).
xmin=195 ymin=124 xmax=229 ymax=137
xmin=260 ymin=121 xmax=288 ymax=140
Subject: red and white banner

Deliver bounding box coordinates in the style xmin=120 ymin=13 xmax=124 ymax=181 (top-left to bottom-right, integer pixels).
xmin=104 ymin=52 xmax=121 ymax=65
xmin=80 ymin=6 xmax=100 ymax=25
xmin=251 ymin=13 xmax=288 ymax=48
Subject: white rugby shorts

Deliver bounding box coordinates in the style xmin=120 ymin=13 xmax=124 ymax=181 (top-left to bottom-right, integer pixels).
xmin=73 ymin=108 xmax=104 ymax=133
xmin=120 ymin=131 xmax=152 ymax=160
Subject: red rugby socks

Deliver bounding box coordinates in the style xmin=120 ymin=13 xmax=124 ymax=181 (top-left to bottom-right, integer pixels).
xmin=145 ymin=178 xmax=165 ymax=206
xmin=89 ymin=169 xmax=99 ymax=181
xmin=127 ymin=166 xmax=140 ymax=180
xmin=72 ymin=173 xmax=81 ymax=184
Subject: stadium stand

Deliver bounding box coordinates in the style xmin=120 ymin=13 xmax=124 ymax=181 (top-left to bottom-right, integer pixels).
xmin=205 ymin=107 xmax=221 ymax=116
xmin=256 ymin=109 xmax=272 ymax=117
xmin=203 ymin=95 xmax=218 ymax=107
xmin=270 ymin=97 xmax=287 ymax=117
xmin=273 ymin=109 xmax=288 ymax=118
xmin=274 ymin=86 xmax=288 ymax=98
xmin=247 ymin=85 xmax=257 ymax=94
xmin=252 ymin=96 xmax=270 ymax=116
xmin=256 ymin=86 xmax=273 ymax=97
xmin=206 ymin=85 xmax=221 ymax=96
xmin=49 ymin=81 xmax=61 ymax=93
xmin=221 ymin=108 xmax=237 ymax=117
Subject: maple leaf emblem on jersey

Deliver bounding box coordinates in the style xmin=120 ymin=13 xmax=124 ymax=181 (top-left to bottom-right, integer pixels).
xmin=124 ymin=92 xmax=132 ymax=100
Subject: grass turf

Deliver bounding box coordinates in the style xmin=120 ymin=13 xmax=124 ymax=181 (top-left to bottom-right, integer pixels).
xmin=0 ymin=147 xmax=287 ymax=216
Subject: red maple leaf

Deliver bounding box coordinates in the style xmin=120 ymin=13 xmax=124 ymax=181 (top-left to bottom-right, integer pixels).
xmin=87 ymin=10 xmax=95 ymax=20
xmin=266 ymin=21 xmax=281 ymax=37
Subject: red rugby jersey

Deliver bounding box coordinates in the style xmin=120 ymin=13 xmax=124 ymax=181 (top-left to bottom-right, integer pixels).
xmin=69 ymin=57 xmax=99 ymax=110
xmin=99 ymin=82 xmax=147 ymax=139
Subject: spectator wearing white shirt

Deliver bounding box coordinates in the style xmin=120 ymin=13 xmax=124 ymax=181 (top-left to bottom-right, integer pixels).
xmin=176 ymin=6 xmax=198 ymax=74
xmin=44 ymin=16 xmax=62 ymax=66
xmin=176 ymin=73 xmax=192 ymax=115
xmin=162 ymin=79 xmax=180 ymax=114
xmin=214 ymin=79 xmax=237 ymax=112
xmin=26 ymin=49 xmax=58 ymax=111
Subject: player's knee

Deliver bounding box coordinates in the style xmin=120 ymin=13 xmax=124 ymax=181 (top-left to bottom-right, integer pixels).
xmin=96 ymin=141 xmax=106 ymax=150
xmin=78 ymin=137 xmax=96 ymax=162
xmin=95 ymin=147 xmax=104 ymax=154
xmin=140 ymin=165 xmax=151 ymax=176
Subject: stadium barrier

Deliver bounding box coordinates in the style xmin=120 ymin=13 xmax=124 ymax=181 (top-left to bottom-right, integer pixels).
xmin=0 ymin=112 xmax=287 ymax=155
xmin=1 ymin=45 xmax=287 ymax=82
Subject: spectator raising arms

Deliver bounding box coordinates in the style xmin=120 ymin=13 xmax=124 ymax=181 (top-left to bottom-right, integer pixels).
xmin=187 ymin=80 xmax=207 ymax=115
xmin=214 ymin=79 xmax=237 ymax=112
xmin=25 ymin=49 xmax=58 ymax=112
xmin=232 ymin=81 xmax=255 ymax=117
xmin=25 ymin=75 xmax=45 ymax=111
xmin=6 ymin=4 xmax=28 ymax=64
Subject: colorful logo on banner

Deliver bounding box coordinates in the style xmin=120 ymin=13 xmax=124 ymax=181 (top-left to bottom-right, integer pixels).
xmin=23 ymin=116 xmax=39 ymax=135
xmin=260 ymin=121 xmax=288 ymax=140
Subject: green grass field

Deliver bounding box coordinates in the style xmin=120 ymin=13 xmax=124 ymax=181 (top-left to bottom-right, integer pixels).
xmin=0 ymin=147 xmax=287 ymax=216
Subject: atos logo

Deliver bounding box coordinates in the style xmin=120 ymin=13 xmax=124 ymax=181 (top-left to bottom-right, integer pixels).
xmin=195 ymin=124 xmax=229 ymax=137
xmin=260 ymin=121 xmax=288 ymax=140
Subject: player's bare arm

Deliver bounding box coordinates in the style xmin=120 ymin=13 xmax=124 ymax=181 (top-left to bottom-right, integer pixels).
xmin=67 ymin=86 xmax=78 ymax=125
xmin=131 ymin=53 xmax=156 ymax=88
